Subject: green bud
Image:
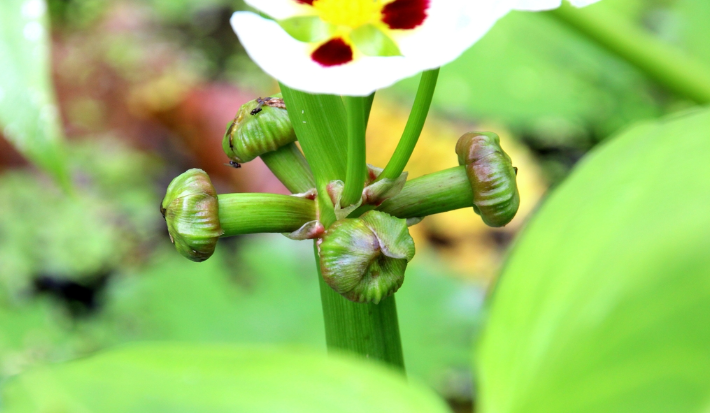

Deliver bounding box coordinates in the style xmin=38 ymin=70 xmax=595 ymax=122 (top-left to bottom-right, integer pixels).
xmin=326 ymin=179 xmax=362 ymax=221
xmin=222 ymin=94 xmax=297 ymax=164
xmin=455 ymin=132 xmax=520 ymax=227
xmin=362 ymin=164 xmax=408 ymax=206
xmin=318 ymin=211 xmax=415 ymax=304
xmin=161 ymin=169 xmax=224 ymax=262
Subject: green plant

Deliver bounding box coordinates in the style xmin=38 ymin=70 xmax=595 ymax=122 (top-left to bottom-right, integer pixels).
xmin=3 ymin=0 xmax=710 ymax=411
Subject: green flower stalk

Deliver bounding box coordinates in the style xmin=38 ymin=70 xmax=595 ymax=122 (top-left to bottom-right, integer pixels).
xmin=378 ymin=166 xmax=473 ymax=219
xmin=161 ymin=169 xmax=224 ymax=262
xmin=318 ymin=211 xmax=415 ymax=304
xmin=162 ymin=169 xmax=318 ymax=261
xmin=223 ymin=95 xmax=315 ymax=193
xmin=455 ymin=132 xmax=520 ymax=227
xmin=218 ymin=193 xmax=317 ymax=237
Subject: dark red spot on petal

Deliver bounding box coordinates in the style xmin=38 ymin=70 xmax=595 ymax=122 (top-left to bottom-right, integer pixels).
xmin=295 ymin=0 xmax=314 ymax=5
xmin=311 ymin=38 xmax=353 ymax=67
xmin=381 ymin=0 xmax=429 ymax=30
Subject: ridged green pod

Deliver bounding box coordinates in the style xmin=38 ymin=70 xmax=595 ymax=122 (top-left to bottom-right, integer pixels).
xmin=318 ymin=211 xmax=415 ymax=304
xmin=222 ymin=94 xmax=296 ymax=164
xmin=161 ymin=169 xmax=224 ymax=262
xmin=456 ymin=132 xmax=520 ymax=227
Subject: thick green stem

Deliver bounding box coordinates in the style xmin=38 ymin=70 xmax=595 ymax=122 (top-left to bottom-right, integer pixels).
xmin=314 ymin=243 xmax=405 ymax=369
xmin=378 ymin=166 xmax=473 ymax=218
xmin=379 ymin=69 xmax=439 ymax=181
xmin=349 ymin=69 xmax=439 ymax=218
xmin=280 ymin=85 xmax=347 ymax=227
xmin=281 ymin=85 xmax=405 ymax=371
xmin=218 ymin=193 xmax=315 ymax=236
xmin=549 ymin=3 xmax=710 ymax=104
xmin=260 ymin=143 xmax=315 ymax=194
xmin=342 ymin=96 xmax=368 ymax=207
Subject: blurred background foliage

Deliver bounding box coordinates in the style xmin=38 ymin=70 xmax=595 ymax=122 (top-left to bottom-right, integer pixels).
xmin=1 ymin=0 xmax=709 ymax=409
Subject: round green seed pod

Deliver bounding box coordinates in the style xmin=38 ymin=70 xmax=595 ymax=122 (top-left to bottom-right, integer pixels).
xmin=455 ymin=132 xmax=520 ymax=227
xmin=222 ymin=94 xmax=296 ymax=164
xmin=318 ymin=211 xmax=415 ymax=304
xmin=161 ymin=169 xmax=224 ymax=262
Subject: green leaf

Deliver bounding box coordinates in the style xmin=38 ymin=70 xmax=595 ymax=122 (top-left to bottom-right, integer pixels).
xmin=350 ymin=25 xmax=401 ymax=57
xmin=1 ymin=344 xmax=451 ymax=413
xmin=0 ymin=0 xmax=69 ymax=189
xmin=477 ymin=107 xmax=710 ymax=413
xmin=279 ymin=16 xmax=334 ymax=43
xmin=280 ymin=85 xmax=347 ymax=226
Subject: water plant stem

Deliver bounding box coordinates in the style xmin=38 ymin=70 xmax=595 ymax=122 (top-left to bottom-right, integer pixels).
xmin=549 ymin=3 xmax=710 ymax=104
xmin=281 ymin=85 xmax=406 ymax=371
xmin=218 ymin=193 xmax=315 ymax=236
xmin=350 ymin=69 xmax=439 ymax=218
xmin=342 ymin=96 xmax=368 ymax=207
xmin=379 ymin=69 xmax=439 ymax=181
xmin=378 ymin=166 xmax=472 ymax=218
xmin=260 ymin=143 xmax=315 ymax=194
xmin=314 ymin=244 xmax=405 ymax=368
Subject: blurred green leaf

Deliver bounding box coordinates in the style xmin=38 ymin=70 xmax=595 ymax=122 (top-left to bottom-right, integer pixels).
xmin=99 ymin=237 xmax=483 ymax=398
xmin=477 ymin=107 xmax=710 ymax=412
xmin=0 ymin=139 xmax=159 ymax=295
xmin=2 ymin=343 xmax=451 ymax=413
xmin=0 ymin=0 xmax=69 ymax=189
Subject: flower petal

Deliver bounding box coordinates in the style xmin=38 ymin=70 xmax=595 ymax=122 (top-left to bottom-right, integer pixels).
xmin=244 ymin=0 xmax=312 ymax=20
xmin=392 ymin=1 xmax=511 ymax=72
xmin=568 ymin=0 xmax=602 ymax=7
xmin=233 ymin=0 xmax=602 ymax=96
xmin=513 ymin=0 xmax=601 ymax=11
xmin=232 ymin=12 xmax=436 ymax=96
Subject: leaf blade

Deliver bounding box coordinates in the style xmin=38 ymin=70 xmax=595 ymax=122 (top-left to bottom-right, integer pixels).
xmin=0 ymin=0 xmax=69 ymax=189
xmin=477 ymin=107 xmax=710 ymax=413
xmin=2 ymin=343 xmax=451 ymax=413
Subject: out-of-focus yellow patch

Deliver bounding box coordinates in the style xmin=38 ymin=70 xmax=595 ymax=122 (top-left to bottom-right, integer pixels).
xmin=127 ymin=70 xmax=197 ymax=116
xmin=313 ymin=0 xmax=384 ymax=29
xmin=366 ymin=96 xmax=548 ymax=284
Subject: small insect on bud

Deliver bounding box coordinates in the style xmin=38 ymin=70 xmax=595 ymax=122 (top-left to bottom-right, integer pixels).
xmin=455 ymin=132 xmax=520 ymax=227
xmin=318 ymin=211 xmax=415 ymax=304
xmin=161 ymin=169 xmax=224 ymax=262
xmin=222 ymin=93 xmax=296 ymax=164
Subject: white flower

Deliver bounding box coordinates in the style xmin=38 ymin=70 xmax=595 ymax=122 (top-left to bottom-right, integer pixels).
xmin=231 ymin=0 xmax=601 ymax=96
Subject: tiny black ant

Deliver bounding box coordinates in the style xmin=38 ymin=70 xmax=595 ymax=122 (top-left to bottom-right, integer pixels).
xmin=249 ymin=97 xmax=286 ymax=116
xmin=225 ymin=161 xmax=242 ymax=168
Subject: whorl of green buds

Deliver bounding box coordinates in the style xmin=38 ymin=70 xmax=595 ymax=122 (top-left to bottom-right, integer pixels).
xmin=318 ymin=211 xmax=415 ymax=304
xmin=161 ymin=169 xmax=224 ymax=262
xmin=456 ymin=132 xmax=520 ymax=227
xmin=222 ymin=94 xmax=296 ymax=164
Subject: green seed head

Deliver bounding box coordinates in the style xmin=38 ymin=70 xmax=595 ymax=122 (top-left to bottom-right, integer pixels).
xmin=222 ymin=94 xmax=297 ymax=164
xmin=456 ymin=132 xmax=520 ymax=227
xmin=318 ymin=211 xmax=415 ymax=304
xmin=161 ymin=169 xmax=224 ymax=262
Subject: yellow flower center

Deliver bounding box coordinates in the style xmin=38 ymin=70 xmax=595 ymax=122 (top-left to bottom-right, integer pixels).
xmin=312 ymin=0 xmax=384 ymax=29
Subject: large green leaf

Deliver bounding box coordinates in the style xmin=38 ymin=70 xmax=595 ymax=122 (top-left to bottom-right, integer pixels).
xmin=0 ymin=0 xmax=68 ymax=188
xmin=477 ymin=107 xmax=710 ymax=413
xmin=1 ymin=344 xmax=450 ymax=413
